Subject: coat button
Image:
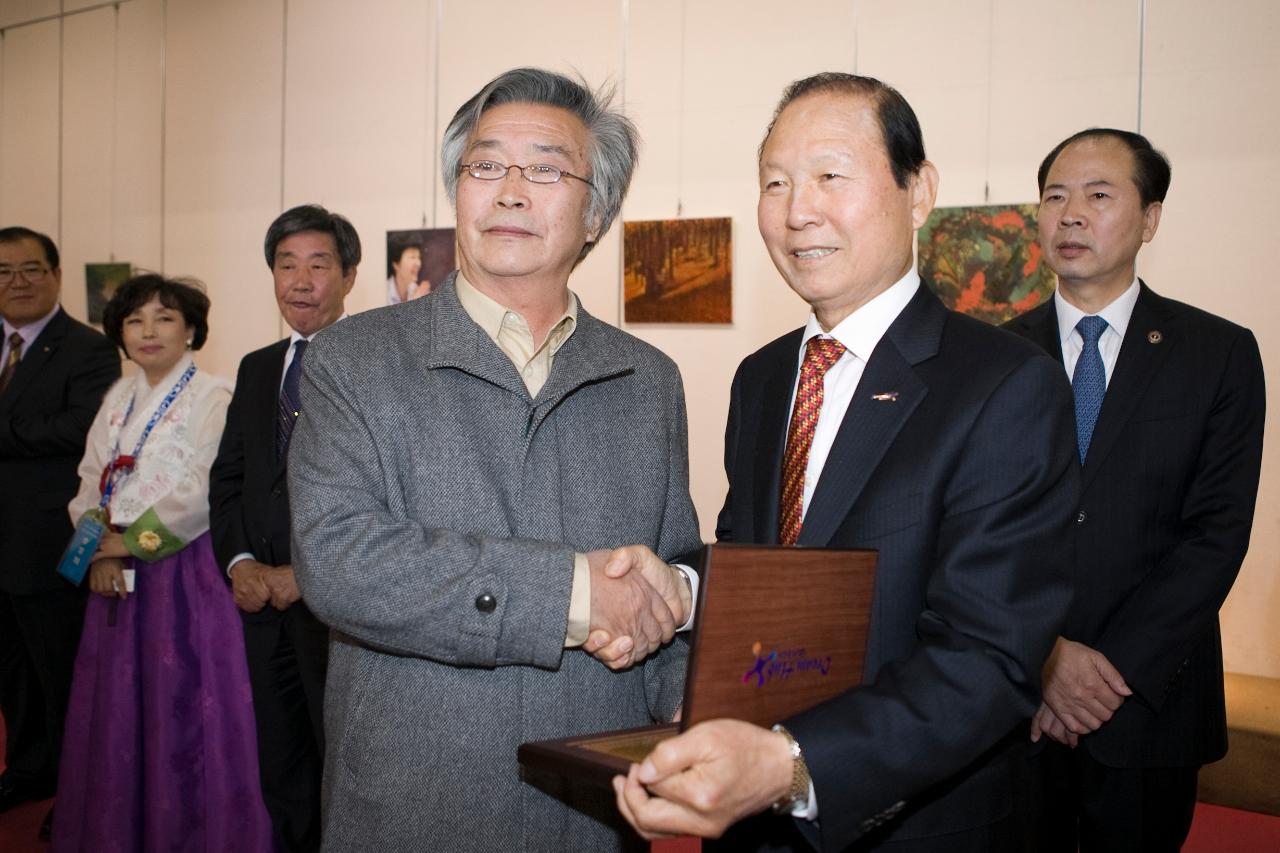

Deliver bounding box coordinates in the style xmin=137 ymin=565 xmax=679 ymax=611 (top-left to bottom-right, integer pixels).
xmin=474 ymin=593 xmax=497 ymax=613
xmin=1076 ymin=511 xmax=1087 ymax=524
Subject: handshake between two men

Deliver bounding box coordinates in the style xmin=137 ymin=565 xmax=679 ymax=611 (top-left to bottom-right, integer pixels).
xmin=582 ymin=545 xmax=694 ymax=671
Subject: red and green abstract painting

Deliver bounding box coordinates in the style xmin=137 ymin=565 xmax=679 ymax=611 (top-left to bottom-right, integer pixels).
xmin=918 ymin=204 xmax=1054 ymax=324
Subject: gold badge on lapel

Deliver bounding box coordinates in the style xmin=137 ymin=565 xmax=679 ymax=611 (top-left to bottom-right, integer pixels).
xmin=871 ymin=392 xmax=899 ymax=402
xmin=1147 ymin=330 xmax=1163 ymax=344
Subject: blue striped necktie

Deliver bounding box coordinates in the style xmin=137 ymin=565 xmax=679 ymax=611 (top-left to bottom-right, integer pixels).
xmin=1072 ymin=316 xmax=1108 ymax=463
xmin=276 ymin=339 xmax=308 ymax=461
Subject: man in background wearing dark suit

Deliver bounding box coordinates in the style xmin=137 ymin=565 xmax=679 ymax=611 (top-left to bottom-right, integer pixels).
xmin=614 ymin=73 xmax=1078 ymax=852
xmin=1004 ymin=129 xmax=1265 ymax=852
xmin=209 ymin=205 xmax=358 ymax=853
xmin=0 ymin=227 xmax=120 ymax=832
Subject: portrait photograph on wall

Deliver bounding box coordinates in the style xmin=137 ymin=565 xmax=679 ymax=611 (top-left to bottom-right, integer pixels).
xmin=85 ymin=262 xmax=133 ymax=325
xmin=385 ymin=228 xmax=456 ymax=305
xmin=917 ymin=204 xmax=1055 ymax=325
xmin=623 ymin=217 xmax=732 ymax=324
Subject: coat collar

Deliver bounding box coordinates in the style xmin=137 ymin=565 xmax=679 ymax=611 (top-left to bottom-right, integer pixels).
xmin=424 ymin=271 xmax=635 ymax=408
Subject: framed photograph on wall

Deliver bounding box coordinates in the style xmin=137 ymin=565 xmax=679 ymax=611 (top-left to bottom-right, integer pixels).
xmin=85 ymin=262 xmax=132 ymax=325
xmin=623 ymin=217 xmax=732 ymax=324
xmin=918 ymin=204 xmax=1054 ymax=324
xmin=386 ymin=228 xmax=456 ymax=305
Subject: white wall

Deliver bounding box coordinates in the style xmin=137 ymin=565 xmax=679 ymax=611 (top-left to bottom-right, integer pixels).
xmin=1 ymin=0 xmax=1277 ymax=677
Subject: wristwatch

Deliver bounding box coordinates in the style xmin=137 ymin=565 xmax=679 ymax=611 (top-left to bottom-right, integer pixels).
xmin=771 ymin=724 xmax=811 ymax=815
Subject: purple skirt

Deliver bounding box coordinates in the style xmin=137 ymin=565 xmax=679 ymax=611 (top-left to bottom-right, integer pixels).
xmin=52 ymin=532 xmax=275 ymax=853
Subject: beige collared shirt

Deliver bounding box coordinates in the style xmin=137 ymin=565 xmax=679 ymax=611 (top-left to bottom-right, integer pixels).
xmin=454 ymin=273 xmax=578 ymax=398
xmin=454 ymin=274 xmax=591 ymax=646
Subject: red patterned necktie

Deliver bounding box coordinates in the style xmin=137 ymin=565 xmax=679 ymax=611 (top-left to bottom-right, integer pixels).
xmin=779 ymin=337 xmax=846 ymax=545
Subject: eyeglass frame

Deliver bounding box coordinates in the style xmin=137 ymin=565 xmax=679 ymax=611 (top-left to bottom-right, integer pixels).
xmin=0 ymin=264 xmax=53 ymax=286
xmin=459 ymin=160 xmax=594 ymax=189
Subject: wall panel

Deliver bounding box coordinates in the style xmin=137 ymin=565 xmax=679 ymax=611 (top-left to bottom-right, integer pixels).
xmin=163 ymin=0 xmax=285 ymax=370
xmin=0 ymin=19 xmax=60 ymax=235
xmin=59 ymin=5 xmax=116 ymax=321
xmin=112 ymin=0 xmax=164 ymax=274
xmin=283 ymin=0 xmax=436 ymax=317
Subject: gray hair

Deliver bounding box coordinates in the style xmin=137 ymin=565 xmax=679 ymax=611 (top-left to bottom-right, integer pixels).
xmin=441 ymin=67 xmax=638 ymax=263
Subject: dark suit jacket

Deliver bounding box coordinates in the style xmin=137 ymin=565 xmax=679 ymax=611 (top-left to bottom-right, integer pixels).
xmin=717 ymin=285 xmax=1078 ymax=850
xmin=209 ymin=339 xmax=295 ymax=622
xmin=1004 ymin=282 xmax=1265 ymax=768
xmin=0 ymin=308 xmax=120 ymax=594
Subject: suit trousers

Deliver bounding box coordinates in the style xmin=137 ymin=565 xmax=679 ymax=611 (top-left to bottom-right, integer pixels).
xmin=0 ymin=585 xmax=87 ymax=789
xmin=242 ymin=602 xmax=329 ymax=853
xmin=1035 ymin=741 xmax=1198 ymax=853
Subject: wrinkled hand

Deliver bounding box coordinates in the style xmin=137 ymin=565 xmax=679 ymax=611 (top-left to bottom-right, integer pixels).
xmin=89 ymin=557 xmax=130 ymax=599
xmin=264 ymin=565 xmax=302 ymax=610
xmin=229 ymin=559 xmax=273 ymax=613
xmin=1030 ymin=701 xmax=1078 ymax=747
xmin=613 ymin=719 xmax=793 ymax=840
xmin=585 ymin=547 xmax=685 ymax=670
xmin=1038 ymin=636 xmax=1132 ymax=737
xmin=90 ymin=531 xmax=130 ymax=562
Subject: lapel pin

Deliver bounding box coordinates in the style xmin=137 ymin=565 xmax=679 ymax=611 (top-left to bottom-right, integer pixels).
xmin=1147 ymin=330 xmax=1163 ymax=344
xmin=871 ymin=391 xmax=899 ymax=402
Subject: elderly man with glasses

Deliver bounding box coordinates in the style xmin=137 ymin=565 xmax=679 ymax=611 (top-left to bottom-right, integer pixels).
xmin=0 ymin=226 xmax=119 ymax=839
xmin=288 ymin=68 xmax=701 ymax=851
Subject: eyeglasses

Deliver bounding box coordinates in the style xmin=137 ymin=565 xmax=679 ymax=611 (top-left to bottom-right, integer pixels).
xmin=0 ymin=265 xmax=51 ymax=286
xmin=459 ymin=160 xmax=593 ymax=187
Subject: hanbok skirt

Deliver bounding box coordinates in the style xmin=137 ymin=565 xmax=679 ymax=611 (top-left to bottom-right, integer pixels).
xmin=51 ymin=531 xmax=276 ymax=853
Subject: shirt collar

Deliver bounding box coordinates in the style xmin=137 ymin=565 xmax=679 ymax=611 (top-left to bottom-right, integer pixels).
xmin=3 ymin=304 xmax=61 ymax=345
xmin=800 ymin=269 xmax=920 ymax=363
xmin=1054 ymin=277 xmax=1139 ymax=346
xmin=454 ymin=272 xmax=578 ymax=354
xmin=289 ymin=313 xmax=348 ymax=346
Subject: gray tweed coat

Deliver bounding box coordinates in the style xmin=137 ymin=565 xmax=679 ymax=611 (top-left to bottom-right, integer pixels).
xmin=289 ymin=275 xmax=700 ymax=852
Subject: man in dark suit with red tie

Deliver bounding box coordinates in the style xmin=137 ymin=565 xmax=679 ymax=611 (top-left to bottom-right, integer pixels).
xmin=1003 ymin=129 xmax=1265 ymax=852
xmin=614 ymin=73 xmax=1078 ymax=851
xmin=209 ymin=205 xmax=359 ymax=853
xmin=0 ymin=227 xmax=119 ymax=831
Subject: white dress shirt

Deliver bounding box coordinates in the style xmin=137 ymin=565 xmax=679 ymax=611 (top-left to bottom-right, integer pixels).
xmin=1053 ymin=279 xmax=1139 ymax=389
xmin=791 ymin=270 xmax=920 ymax=521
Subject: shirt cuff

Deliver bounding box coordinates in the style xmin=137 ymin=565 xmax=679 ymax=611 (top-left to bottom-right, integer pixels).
xmin=564 ymin=552 xmax=591 ymax=647
xmin=673 ymin=563 xmax=699 ymax=632
xmin=799 ymin=779 xmax=818 ymax=821
xmin=227 ymin=552 xmax=256 ymax=579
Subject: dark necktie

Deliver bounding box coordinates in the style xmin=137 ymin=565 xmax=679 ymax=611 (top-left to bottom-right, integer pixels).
xmin=779 ymin=337 xmax=846 ymax=545
xmin=1072 ymin=316 xmax=1108 ymax=463
xmin=0 ymin=332 xmax=24 ymax=394
xmin=276 ymin=339 xmax=308 ymax=461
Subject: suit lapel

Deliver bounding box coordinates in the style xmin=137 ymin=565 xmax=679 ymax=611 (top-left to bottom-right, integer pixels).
xmin=1080 ymin=283 xmax=1176 ymax=489
xmin=1018 ymin=302 xmax=1064 ymax=366
xmin=752 ymin=338 xmax=801 ymax=544
xmin=796 ymin=285 xmax=940 ymax=547
xmin=0 ymin=309 xmax=70 ymax=409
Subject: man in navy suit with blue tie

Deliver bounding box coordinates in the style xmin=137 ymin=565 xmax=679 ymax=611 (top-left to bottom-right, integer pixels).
xmin=209 ymin=204 xmax=359 ymax=853
xmin=1003 ymin=129 xmax=1265 ymax=852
